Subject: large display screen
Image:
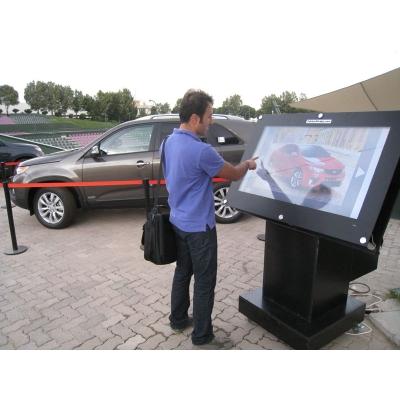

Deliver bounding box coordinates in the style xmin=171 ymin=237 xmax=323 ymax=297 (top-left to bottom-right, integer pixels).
xmin=227 ymin=112 xmax=400 ymax=247
xmin=238 ymin=125 xmax=390 ymax=219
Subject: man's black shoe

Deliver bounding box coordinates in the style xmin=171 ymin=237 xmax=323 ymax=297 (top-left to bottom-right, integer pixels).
xmin=171 ymin=316 xmax=194 ymax=333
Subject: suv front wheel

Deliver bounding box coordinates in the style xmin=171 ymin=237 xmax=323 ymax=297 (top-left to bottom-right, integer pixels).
xmin=213 ymin=181 xmax=243 ymax=224
xmin=33 ymin=188 xmax=77 ymax=229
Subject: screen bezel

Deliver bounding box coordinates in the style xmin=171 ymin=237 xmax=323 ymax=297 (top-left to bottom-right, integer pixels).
xmin=227 ymin=111 xmax=400 ymax=247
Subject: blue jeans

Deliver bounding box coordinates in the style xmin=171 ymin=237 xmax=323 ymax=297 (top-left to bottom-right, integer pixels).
xmin=169 ymin=224 xmax=217 ymax=346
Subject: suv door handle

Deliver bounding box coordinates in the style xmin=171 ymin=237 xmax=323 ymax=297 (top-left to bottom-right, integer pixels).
xmin=134 ymin=161 xmax=150 ymax=168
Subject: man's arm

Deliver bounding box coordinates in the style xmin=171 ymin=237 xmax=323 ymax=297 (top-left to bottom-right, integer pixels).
xmin=217 ymin=157 xmax=258 ymax=182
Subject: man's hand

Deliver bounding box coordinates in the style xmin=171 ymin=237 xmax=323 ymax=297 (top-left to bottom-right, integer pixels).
xmin=218 ymin=157 xmax=258 ymax=182
xmin=247 ymin=157 xmax=259 ymax=170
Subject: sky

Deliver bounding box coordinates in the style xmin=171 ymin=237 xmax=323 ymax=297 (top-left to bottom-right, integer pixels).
xmin=2 ymin=0 xmax=399 ymax=111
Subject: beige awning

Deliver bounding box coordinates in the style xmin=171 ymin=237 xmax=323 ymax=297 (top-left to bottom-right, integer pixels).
xmin=289 ymin=67 xmax=400 ymax=112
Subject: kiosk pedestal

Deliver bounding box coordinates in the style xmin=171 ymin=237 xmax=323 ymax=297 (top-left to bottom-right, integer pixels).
xmin=239 ymin=220 xmax=367 ymax=350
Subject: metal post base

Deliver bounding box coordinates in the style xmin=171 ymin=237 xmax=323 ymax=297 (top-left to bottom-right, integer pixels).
xmin=257 ymin=234 xmax=265 ymax=241
xmin=4 ymin=245 xmax=28 ymax=255
xmin=239 ymin=287 xmax=365 ymax=350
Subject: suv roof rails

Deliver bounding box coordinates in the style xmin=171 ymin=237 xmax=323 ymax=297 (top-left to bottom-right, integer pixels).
xmin=135 ymin=114 xmax=246 ymax=121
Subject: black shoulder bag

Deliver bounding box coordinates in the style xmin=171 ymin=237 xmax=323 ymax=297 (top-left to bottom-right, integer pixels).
xmin=141 ymin=137 xmax=177 ymax=265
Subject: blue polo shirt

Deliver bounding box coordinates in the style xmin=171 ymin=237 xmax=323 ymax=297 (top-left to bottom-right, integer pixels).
xmin=161 ymin=128 xmax=225 ymax=232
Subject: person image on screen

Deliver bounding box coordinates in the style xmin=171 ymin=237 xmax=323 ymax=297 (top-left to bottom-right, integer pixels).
xmin=162 ymin=89 xmax=258 ymax=350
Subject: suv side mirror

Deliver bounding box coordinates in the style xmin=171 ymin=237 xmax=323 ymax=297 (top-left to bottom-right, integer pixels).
xmin=91 ymin=145 xmax=100 ymax=156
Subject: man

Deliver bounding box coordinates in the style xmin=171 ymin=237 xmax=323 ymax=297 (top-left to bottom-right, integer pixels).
xmin=162 ymin=89 xmax=258 ymax=350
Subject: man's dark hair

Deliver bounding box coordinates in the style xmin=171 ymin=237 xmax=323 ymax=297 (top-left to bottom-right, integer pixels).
xmin=179 ymin=89 xmax=214 ymax=123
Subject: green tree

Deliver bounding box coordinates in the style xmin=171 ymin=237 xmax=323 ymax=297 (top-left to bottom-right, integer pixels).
xmin=91 ymin=89 xmax=138 ymax=122
xmin=81 ymin=94 xmax=96 ymax=117
xmin=238 ymin=105 xmax=256 ymax=120
xmin=118 ymin=88 xmax=137 ymax=122
xmin=150 ymin=106 xmax=157 ymax=115
xmin=95 ymin=90 xmax=112 ymax=121
xmin=56 ymin=85 xmax=74 ymax=116
xmin=213 ymin=106 xmax=222 ymax=114
xmin=0 ymin=85 xmax=19 ymax=115
xmin=72 ymin=90 xmax=84 ymax=116
xmin=257 ymin=94 xmax=278 ymax=115
xmin=155 ymin=102 xmax=170 ymax=114
xmin=44 ymin=82 xmax=58 ymax=115
xmin=24 ymin=81 xmax=42 ymax=113
xmin=138 ymin=108 xmax=148 ymax=118
xmin=95 ymin=91 xmax=121 ymax=122
xmin=221 ymin=94 xmax=243 ymax=115
xmin=257 ymin=91 xmax=310 ymax=116
xmin=172 ymin=98 xmax=182 ymax=113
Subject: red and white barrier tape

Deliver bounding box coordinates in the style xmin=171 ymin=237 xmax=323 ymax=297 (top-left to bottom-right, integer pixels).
xmin=1 ymin=177 xmax=228 ymax=188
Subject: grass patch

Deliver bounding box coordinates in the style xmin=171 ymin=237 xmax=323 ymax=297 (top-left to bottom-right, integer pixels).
xmin=389 ymin=288 xmax=400 ymax=300
xmin=49 ymin=116 xmax=117 ymax=129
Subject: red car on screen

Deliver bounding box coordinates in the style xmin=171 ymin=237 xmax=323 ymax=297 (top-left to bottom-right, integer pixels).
xmin=267 ymin=144 xmax=345 ymax=189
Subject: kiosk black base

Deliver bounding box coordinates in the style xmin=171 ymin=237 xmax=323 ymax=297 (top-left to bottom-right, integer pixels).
xmin=238 ymin=220 xmax=372 ymax=350
xmin=239 ymin=288 xmax=365 ymax=350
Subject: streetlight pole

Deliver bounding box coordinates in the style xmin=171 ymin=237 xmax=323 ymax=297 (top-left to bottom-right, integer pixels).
xmin=149 ymin=100 xmax=156 ymax=115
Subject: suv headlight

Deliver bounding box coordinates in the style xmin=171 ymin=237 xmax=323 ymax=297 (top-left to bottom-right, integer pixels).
xmin=309 ymin=166 xmax=324 ymax=173
xmin=15 ymin=165 xmax=30 ymax=175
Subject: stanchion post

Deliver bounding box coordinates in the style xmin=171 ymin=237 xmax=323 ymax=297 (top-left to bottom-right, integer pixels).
xmin=1 ymin=162 xmax=15 ymax=209
xmin=1 ymin=162 xmax=27 ymax=255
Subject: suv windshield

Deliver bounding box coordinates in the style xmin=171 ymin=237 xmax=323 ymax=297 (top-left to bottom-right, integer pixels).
xmin=300 ymin=145 xmax=330 ymax=158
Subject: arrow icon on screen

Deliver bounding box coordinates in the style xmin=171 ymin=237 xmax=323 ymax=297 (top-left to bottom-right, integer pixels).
xmin=355 ymin=167 xmax=366 ymax=178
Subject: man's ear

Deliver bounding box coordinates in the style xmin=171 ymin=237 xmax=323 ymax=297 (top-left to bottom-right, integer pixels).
xmin=190 ymin=114 xmax=200 ymax=125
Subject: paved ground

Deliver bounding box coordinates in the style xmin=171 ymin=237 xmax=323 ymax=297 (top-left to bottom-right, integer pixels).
xmin=0 ymin=190 xmax=399 ymax=350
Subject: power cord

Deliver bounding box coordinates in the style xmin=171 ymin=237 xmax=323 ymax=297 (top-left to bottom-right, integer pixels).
xmin=346 ymin=282 xmax=382 ymax=336
xmin=349 ymin=282 xmax=382 ymax=314
xmin=351 ymin=293 xmax=382 ymax=314
xmin=345 ymin=322 xmax=373 ymax=335
xmin=349 ymin=282 xmax=370 ymax=294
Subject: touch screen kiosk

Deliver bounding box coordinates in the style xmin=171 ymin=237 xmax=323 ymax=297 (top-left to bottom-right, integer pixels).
xmin=227 ymin=111 xmax=400 ymax=349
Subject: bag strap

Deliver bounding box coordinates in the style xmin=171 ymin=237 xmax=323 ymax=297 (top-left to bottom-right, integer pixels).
xmin=154 ymin=136 xmax=169 ymax=208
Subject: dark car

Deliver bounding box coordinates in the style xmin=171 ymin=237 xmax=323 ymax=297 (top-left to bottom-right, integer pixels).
xmin=268 ymin=144 xmax=345 ymax=189
xmin=10 ymin=114 xmax=255 ymax=229
xmin=0 ymin=138 xmax=44 ymax=179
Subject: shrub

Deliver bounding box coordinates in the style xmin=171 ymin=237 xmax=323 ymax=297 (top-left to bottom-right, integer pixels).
xmin=24 ymin=109 xmax=32 ymax=114
xmin=12 ymin=109 xmax=19 ymax=114
xmin=91 ymin=116 xmax=98 ymax=121
xmin=55 ymin=110 xmax=62 ymax=117
xmin=79 ymin=113 xmax=87 ymax=120
xmin=42 ymin=110 xmax=48 ymax=115
xmin=68 ymin=114 xmax=74 ymax=118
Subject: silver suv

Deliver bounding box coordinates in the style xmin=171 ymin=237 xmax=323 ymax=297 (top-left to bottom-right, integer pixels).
xmin=11 ymin=114 xmax=255 ymax=229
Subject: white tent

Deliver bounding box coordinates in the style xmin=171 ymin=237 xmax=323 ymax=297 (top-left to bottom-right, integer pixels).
xmin=289 ymin=68 xmax=400 ymax=112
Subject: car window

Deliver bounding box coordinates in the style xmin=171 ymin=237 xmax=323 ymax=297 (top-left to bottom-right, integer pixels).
xmin=158 ymin=123 xmax=212 ymax=148
xmin=99 ymin=124 xmax=154 ymax=155
xmin=282 ymin=145 xmax=298 ymax=155
xmin=208 ymin=123 xmax=240 ymax=145
xmin=160 ymin=123 xmax=180 ymax=142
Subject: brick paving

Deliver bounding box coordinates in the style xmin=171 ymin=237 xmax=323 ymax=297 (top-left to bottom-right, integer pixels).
xmin=0 ymin=190 xmax=399 ymax=350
